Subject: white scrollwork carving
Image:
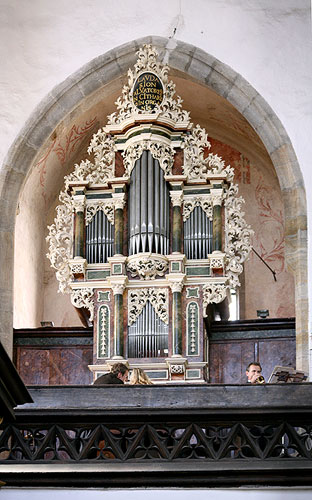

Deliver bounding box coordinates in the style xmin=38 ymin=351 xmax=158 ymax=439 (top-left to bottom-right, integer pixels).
xmin=183 ymin=195 xmax=212 ymax=221
xmin=182 ymin=125 xmax=235 ymax=183
xmin=107 ymin=44 xmax=190 ymax=126
xmin=64 ymin=131 xmax=116 ymax=188
xmin=127 ymin=255 xmax=168 ymax=280
xmin=224 ymin=182 xmax=253 ymax=288
xmin=170 ymin=190 xmax=183 ymax=207
xmin=46 ymin=192 xmax=73 ymax=294
xmin=122 ymin=141 xmax=175 ymax=177
xmin=128 ymin=288 xmax=168 ymax=325
xmin=85 ymin=201 xmax=115 ymax=225
xmin=202 ymin=283 xmax=228 ymax=317
xmin=71 ymin=288 xmax=94 ymax=322
xmin=182 ymin=125 xmax=211 ymax=181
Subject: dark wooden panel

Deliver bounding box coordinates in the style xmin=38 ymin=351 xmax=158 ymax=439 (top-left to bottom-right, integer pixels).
xmin=15 ymin=347 xmax=92 ymax=386
xmin=17 ymin=348 xmax=50 ymax=385
xmin=208 ymin=318 xmax=296 ymax=384
xmin=209 ymin=340 xmax=254 ymax=383
xmin=258 ymin=338 xmax=296 ymax=381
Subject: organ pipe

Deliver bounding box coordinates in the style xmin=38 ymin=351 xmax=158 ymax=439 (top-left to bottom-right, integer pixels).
xmin=128 ymin=151 xmax=169 ymax=255
xmin=183 ymin=206 xmax=213 ymax=259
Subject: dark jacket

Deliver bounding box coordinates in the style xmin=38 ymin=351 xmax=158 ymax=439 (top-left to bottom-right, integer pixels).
xmin=93 ymin=372 xmax=124 ymax=385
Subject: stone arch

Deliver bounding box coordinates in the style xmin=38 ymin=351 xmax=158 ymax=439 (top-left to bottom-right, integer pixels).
xmin=1 ymin=36 xmax=307 ymax=370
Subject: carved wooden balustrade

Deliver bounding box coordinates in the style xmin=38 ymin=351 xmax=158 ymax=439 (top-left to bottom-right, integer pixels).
xmin=1 ymin=384 xmax=312 ymax=487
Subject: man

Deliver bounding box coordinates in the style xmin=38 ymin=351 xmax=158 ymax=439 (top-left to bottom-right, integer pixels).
xmin=246 ymin=362 xmax=264 ymax=384
xmin=94 ymin=363 xmax=129 ymax=385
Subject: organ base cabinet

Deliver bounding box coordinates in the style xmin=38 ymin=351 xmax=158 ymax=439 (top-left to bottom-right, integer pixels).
xmin=47 ymin=45 xmax=253 ymax=383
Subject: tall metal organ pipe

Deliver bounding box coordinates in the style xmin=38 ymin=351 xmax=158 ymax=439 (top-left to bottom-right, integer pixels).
xmin=183 ymin=206 xmax=213 ymax=259
xmin=86 ymin=211 xmax=114 ymax=264
xmin=128 ymin=151 xmax=169 ymax=255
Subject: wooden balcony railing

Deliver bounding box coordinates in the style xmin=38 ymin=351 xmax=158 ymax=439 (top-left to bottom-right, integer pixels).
xmin=1 ymin=383 xmax=312 ymax=487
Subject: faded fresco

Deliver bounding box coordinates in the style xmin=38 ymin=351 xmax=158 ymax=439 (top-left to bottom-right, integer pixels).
xmin=209 ymin=138 xmax=295 ymax=319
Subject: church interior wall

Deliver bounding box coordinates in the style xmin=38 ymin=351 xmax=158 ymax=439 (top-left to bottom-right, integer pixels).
xmin=1 ymin=2 xmax=310 ymax=360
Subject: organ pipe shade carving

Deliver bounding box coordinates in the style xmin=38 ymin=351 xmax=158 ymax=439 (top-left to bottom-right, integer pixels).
xmin=86 ymin=211 xmax=114 ymax=264
xmin=128 ymin=150 xmax=169 ymax=255
xmin=184 ymin=206 xmax=213 ymax=259
xmin=128 ymin=301 xmax=169 ymax=358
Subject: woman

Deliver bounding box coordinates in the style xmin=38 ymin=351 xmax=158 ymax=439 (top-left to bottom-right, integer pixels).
xmin=129 ymin=368 xmax=153 ymax=385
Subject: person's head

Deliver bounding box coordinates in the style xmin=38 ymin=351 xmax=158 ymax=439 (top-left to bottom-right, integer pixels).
xmin=129 ymin=368 xmax=153 ymax=385
xmin=246 ymin=362 xmax=262 ymax=382
xmin=111 ymin=363 xmax=129 ymax=383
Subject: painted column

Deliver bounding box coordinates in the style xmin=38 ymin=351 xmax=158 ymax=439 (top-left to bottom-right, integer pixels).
xmin=170 ymin=190 xmax=183 ymax=253
xmin=211 ymin=188 xmax=223 ymax=252
xmin=169 ymin=279 xmax=185 ymax=356
xmin=111 ymin=280 xmax=127 ymax=359
xmin=112 ymin=192 xmax=126 ymax=256
xmin=72 ymin=188 xmax=86 ymax=258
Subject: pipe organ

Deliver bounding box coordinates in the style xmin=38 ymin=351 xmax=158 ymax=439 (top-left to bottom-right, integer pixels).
xmin=47 ymin=45 xmax=253 ymax=383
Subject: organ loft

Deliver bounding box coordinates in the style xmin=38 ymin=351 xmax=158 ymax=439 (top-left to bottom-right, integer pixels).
xmin=47 ymin=45 xmax=253 ymax=383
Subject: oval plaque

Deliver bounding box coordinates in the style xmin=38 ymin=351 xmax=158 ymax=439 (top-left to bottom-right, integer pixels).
xmin=132 ymin=72 xmax=163 ymax=112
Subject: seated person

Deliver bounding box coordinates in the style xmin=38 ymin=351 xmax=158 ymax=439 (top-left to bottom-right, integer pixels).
xmin=246 ymin=361 xmax=265 ymax=384
xmin=94 ymin=362 xmax=129 ymax=385
xmin=129 ymin=368 xmax=153 ymax=385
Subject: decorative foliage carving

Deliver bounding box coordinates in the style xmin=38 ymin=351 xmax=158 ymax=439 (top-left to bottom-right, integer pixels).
xmin=202 ymin=283 xmax=228 ymax=317
xmin=182 ymin=125 xmax=210 ymax=181
xmin=46 ymin=193 xmax=73 ymax=294
xmin=107 ymin=44 xmax=190 ymax=126
xmin=128 ymin=288 xmax=168 ymax=325
xmin=98 ymin=304 xmax=110 ymax=358
xmin=183 ymin=196 xmax=212 ymax=221
xmin=182 ymin=125 xmax=235 ymax=183
xmin=127 ymin=255 xmax=168 ymax=280
xmin=122 ymin=141 xmax=174 ymax=177
xmin=224 ymin=183 xmax=253 ymax=288
xmin=187 ymin=302 xmax=199 ymax=356
xmin=71 ymin=288 xmax=94 ymax=322
xmin=85 ymin=201 xmax=115 ymax=225
xmin=64 ymin=130 xmax=116 ymax=188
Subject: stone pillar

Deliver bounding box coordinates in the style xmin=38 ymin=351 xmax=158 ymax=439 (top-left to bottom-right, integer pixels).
xmin=211 ymin=188 xmax=223 ymax=252
xmin=111 ymin=279 xmax=127 ymax=359
xmin=169 ymin=278 xmax=185 ymax=356
xmin=112 ymin=191 xmax=126 ymax=256
xmin=170 ymin=190 xmax=183 ymax=253
xmin=72 ymin=187 xmax=86 ymax=258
